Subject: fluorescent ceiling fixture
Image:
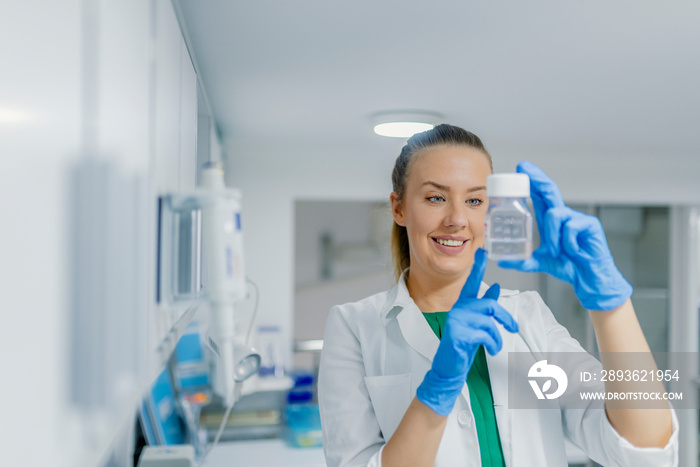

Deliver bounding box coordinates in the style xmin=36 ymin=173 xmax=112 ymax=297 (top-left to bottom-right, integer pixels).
xmin=372 ymin=111 xmax=443 ymax=138
xmin=374 ymin=121 xmax=435 ymax=138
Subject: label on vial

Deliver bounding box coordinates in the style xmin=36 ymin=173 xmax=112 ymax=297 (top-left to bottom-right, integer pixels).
xmin=485 ymin=212 xmax=532 ymax=260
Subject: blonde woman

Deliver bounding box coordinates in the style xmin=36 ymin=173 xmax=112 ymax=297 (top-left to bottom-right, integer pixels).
xmin=318 ymin=124 xmax=677 ymax=467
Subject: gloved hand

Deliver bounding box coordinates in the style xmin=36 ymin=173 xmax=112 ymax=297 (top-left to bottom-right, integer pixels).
xmin=416 ymin=248 xmax=519 ymax=416
xmin=498 ymin=161 xmax=633 ymax=311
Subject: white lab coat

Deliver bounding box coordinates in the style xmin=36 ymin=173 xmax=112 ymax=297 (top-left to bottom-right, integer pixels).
xmin=318 ymin=275 xmax=679 ymax=467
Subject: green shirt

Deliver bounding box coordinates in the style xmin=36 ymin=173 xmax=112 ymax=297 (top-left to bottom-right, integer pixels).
xmin=423 ymin=311 xmax=506 ymax=467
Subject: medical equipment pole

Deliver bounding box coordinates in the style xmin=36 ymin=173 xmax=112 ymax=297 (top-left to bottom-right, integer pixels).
xmin=200 ymin=163 xmax=246 ymax=409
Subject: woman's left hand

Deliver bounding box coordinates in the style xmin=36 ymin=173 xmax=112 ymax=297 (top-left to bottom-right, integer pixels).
xmin=498 ymin=161 xmax=633 ymax=311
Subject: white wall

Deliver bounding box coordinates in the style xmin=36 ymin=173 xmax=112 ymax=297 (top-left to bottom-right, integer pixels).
xmin=0 ymin=1 xmax=208 ymax=465
xmin=0 ymin=2 xmax=82 ymax=465
xmin=226 ymin=141 xmax=396 ymax=369
xmin=489 ymin=147 xmax=700 ymax=206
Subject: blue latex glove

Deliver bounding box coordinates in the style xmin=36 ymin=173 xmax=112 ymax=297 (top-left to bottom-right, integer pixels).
xmin=416 ymin=248 xmax=519 ymax=416
xmin=499 ymin=161 xmax=633 ymax=311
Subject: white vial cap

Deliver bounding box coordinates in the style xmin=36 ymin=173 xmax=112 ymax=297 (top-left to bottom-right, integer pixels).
xmin=487 ymin=173 xmax=530 ymax=197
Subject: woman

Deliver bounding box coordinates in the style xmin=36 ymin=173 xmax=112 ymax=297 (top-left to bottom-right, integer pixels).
xmin=318 ymin=124 xmax=678 ymax=467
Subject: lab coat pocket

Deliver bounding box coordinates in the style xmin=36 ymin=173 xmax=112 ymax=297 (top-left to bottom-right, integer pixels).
xmin=364 ymin=373 xmax=411 ymax=442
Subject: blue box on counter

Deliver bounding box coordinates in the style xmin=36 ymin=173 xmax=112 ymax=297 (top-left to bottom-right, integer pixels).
xmin=285 ymin=404 xmax=323 ymax=448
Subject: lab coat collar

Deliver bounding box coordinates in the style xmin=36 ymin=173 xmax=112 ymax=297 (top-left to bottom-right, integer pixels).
xmin=382 ymin=270 xmax=496 ymax=363
xmin=381 ymin=270 xmax=504 ymax=321
xmin=379 ymin=270 xmax=413 ymax=321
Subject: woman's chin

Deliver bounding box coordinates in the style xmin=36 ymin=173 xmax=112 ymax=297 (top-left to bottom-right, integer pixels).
xmin=430 ymin=260 xmax=473 ymax=278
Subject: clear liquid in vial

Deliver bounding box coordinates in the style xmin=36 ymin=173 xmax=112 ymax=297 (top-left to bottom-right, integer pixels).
xmin=485 ymin=211 xmax=533 ymax=260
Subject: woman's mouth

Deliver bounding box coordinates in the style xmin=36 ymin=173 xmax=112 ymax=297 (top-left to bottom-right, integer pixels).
xmin=435 ymin=238 xmax=465 ymax=247
xmin=432 ymin=237 xmax=468 ymax=254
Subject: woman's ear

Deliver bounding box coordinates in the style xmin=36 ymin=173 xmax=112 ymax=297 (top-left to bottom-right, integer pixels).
xmin=390 ymin=192 xmax=406 ymax=227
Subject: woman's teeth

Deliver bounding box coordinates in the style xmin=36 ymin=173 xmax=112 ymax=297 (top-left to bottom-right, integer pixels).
xmin=436 ymin=239 xmax=465 ymax=247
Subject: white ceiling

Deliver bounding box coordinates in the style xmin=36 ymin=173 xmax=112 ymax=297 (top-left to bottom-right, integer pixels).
xmin=175 ymin=1 xmax=700 ymax=169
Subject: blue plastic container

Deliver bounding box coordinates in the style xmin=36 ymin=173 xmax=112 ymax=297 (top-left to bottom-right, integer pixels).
xmin=285 ymin=404 xmax=323 ymax=448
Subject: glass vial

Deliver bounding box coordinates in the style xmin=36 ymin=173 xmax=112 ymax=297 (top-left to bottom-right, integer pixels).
xmin=484 ymin=173 xmax=533 ymax=260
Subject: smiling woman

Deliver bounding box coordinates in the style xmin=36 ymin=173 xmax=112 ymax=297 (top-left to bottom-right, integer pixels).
xmin=389 ymin=131 xmax=493 ymax=312
xmin=389 ymin=126 xmax=493 ymax=285
xmin=317 ymin=123 xmax=678 ymax=467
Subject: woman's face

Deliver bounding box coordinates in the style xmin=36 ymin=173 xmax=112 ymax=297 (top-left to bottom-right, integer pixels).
xmin=391 ymin=144 xmax=491 ymax=282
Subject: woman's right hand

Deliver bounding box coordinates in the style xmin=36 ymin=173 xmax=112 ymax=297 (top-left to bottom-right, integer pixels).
xmin=498 ymin=161 xmax=633 ymax=311
xmin=416 ymin=248 xmax=519 ymax=416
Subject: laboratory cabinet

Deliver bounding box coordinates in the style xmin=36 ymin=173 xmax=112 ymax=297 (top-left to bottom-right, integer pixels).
xmin=0 ymin=1 xmax=218 ymax=466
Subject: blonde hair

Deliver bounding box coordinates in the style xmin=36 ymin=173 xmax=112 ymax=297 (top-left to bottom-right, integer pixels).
xmin=390 ymin=124 xmax=493 ymax=281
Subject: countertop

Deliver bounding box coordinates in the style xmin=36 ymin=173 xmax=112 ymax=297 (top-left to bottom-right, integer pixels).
xmin=198 ymin=434 xmax=588 ymax=466
xmin=201 ymin=439 xmax=326 ymax=467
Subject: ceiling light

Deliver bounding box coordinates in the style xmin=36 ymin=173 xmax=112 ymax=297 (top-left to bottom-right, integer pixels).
xmin=372 ymin=111 xmax=443 ymax=138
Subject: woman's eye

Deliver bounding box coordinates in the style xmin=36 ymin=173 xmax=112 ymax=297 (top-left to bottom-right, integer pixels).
xmin=467 ymin=198 xmax=483 ymax=206
xmin=427 ymin=195 xmax=445 ymax=203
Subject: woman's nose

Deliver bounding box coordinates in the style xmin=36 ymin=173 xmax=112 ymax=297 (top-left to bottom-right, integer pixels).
xmin=444 ymin=202 xmax=469 ymax=228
